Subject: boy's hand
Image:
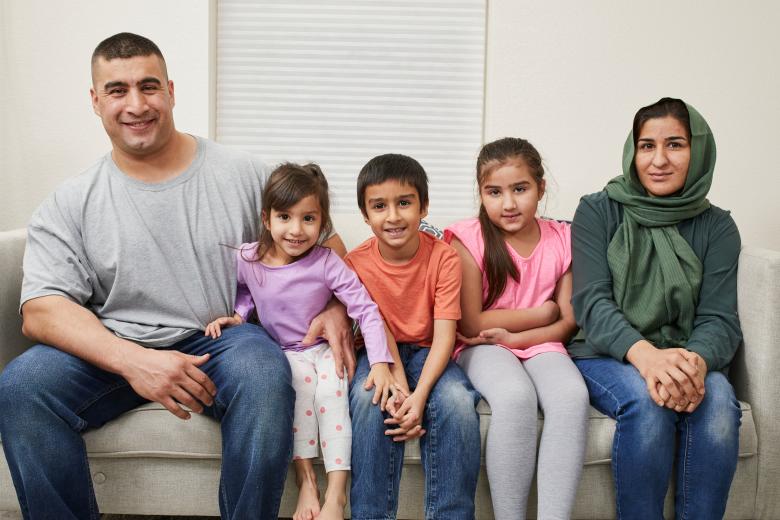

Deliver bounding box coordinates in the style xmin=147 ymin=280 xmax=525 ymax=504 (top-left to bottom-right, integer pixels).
xmin=204 ymin=314 xmax=243 ymax=339
xmin=384 ymin=390 xmax=427 ymax=442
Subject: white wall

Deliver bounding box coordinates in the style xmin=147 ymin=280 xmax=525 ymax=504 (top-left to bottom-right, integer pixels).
xmin=2 ymin=1 xmax=778 ymax=250
xmin=0 ymin=0 xmax=212 ymax=231
xmin=484 ymin=1 xmax=780 ymax=250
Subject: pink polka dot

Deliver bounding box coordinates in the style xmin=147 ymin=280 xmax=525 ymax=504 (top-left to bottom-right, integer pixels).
xmin=293 ymin=455 xmax=301 ymax=460
xmin=321 ymin=441 xmax=327 ymax=448
xmin=305 ymin=410 xmax=313 ymax=416
xmin=304 ymin=376 xmax=312 ymax=383
xmin=309 ymin=439 xmax=316 ymax=446
xmin=335 ymin=457 xmax=342 ymax=465
xmin=320 ymin=406 xmax=327 ymax=413
xmin=321 ymin=373 xmax=328 ymax=380
xmin=293 ymin=427 xmax=298 ymax=433
xmin=325 ymin=354 xmax=331 ymax=359
xmin=336 ymin=390 xmax=343 ymax=397
xmin=336 ymin=424 xmax=343 ymax=431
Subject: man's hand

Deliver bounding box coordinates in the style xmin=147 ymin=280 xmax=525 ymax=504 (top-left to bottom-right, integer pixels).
xmin=626 ymin=340 xmax=705 ymax=408
xmin=204 ymin=313 xmax=243 ymax=339
xmin=384 ymin=390 xmax=427 ymax=442
xmin=121 ymin=347 xmax=217 ymax=420
xmin=302 ymin=300 xmax=355 ymax=381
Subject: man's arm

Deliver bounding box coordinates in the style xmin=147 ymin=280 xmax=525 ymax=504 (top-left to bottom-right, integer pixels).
xmin=22 ymin=295 xmax=216 ymax=420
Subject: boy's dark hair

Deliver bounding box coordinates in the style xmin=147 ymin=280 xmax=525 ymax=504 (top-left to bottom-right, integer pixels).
xmin=632 ymin=97 xmax=691 ymax=145
xmin=356 ymin=154 xmax=429 ymax=216
xmin=91 ymin=32 xmax=168 ymax=78
xmin=476 ymin=137 xmax=545 ymax=309
xmin=254 ymin=162 xmax=333 ymax=261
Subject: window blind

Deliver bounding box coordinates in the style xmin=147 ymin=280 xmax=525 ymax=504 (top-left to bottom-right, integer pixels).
xmin=217 ymin=0 xmax=486 ymax=217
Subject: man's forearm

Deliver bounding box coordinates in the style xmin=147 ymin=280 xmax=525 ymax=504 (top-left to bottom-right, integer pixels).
xmin=22 ymin=295 xmax=142 ymax=376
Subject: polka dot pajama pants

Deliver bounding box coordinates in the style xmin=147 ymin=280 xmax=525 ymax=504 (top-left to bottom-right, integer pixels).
xmin=286 ymin=343 xmax=351 ymax=472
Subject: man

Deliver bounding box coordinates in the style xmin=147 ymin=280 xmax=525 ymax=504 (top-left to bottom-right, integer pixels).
xmin=0 ymin=32 xmax=353 ymax=519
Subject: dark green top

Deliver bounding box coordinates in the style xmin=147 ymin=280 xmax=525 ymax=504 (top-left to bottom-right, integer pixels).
xmin=567 ymin=191 xmax=742 ymax=372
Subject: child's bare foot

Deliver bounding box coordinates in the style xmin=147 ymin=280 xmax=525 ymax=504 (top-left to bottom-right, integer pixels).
xmin=318 ymin=492 xmax=347 ymax=520
xmin=293 ymin=459 xmax=321 ymax=520
xmin=293 ymin=477 xmax=320 ymax=520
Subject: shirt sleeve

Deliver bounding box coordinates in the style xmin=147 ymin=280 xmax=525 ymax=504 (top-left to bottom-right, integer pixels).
xmin=570 ymin=195 xmax=643 ymax=361
xmin=233 ymin=249 xmax=256 ymax=322
xmin=20 ymin=194 xmax=94 ymax=313
xmin=433 ymin=246 xmax=462 ymax=321
xmin=325 ymin=250 xmax=393 ymax=365
xmin=685 ymin=212 xmax=742 ymax=371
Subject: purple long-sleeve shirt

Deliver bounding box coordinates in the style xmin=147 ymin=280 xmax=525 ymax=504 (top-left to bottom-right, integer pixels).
xmin=234 ymin=244 xmax=392 ymax=365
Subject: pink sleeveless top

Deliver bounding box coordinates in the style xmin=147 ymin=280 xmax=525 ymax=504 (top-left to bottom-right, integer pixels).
xmin=444 ymin=217 xmax=571 ymax=360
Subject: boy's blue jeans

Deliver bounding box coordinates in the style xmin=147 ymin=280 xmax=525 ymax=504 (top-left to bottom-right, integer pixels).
xmin=0 ymin=323 xmax=294 ymax=520
xmin=575 ymin=357 xmax=741 ymax=520
xmin=349 ymin=344 xmax=482 ymax=520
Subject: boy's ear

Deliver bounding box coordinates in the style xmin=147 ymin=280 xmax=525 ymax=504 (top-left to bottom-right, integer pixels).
xmin=420 ymin=202 xmax=429 ymax=220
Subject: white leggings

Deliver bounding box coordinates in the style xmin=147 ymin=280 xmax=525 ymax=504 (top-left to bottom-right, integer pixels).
xmin=286 ymin=344 xmax=351 ymax=472
xmin=458 ymin=346 xmax=590 ymax=520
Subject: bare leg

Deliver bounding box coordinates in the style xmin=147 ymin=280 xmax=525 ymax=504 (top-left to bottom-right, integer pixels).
xmin=319 ymin=470 xmax=348 ymax=520
xmin=293 ymin=458 xmax=321 ymax=520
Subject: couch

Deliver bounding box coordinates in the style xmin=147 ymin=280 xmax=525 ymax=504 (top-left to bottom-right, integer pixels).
xmin=1 ymin=225 xmax=778 ymax=519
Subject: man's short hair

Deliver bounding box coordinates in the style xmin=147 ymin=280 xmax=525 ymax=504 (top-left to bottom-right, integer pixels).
xmin=91 ymin=32 xmax=168 ymax=79
xmin=356 ymin=154 xmax=429 ymax=216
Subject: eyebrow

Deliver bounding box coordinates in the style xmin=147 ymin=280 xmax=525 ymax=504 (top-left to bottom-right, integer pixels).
xmin=637 ymin=135 xmax=688 ymax=142
xmin=102 ymin=77 xmax=162 ymax=91
xmin=368 ymin=193 xmax=417 ymax=203
xmin=482 ymin=181 xmax=530 ymax=189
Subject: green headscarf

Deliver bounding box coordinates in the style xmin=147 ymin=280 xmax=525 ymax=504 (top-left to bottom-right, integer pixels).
xmin=604 ymin=101 xmax=715 ymax=348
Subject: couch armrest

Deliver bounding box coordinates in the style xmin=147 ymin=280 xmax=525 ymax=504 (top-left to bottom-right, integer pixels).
xmin=0 ymin=229 xmax=32 ymax=371
xmin=731 ymin=246 xmax=780 ymax=519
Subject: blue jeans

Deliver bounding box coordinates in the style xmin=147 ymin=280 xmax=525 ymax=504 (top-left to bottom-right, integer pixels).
xmin=0 ymin=323 xmax=294 ymax=520
xmin=349 ymin=344 xmax=482 ymax=520
xmin=575 ymin=357 xmax=741 ymax=520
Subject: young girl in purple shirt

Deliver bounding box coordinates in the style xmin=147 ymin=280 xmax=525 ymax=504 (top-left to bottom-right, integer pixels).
xmin=206 ymin=162 xmax=400 ymax=520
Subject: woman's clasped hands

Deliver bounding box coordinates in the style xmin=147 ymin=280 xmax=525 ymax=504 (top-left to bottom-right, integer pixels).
xmin=626 ymin=340 xmax=707 ymax=413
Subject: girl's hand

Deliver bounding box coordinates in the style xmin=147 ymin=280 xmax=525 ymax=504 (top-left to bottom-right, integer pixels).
xmin=384 ymin=390 xmax=427 ymax=442
xmin=456 ymin=331 xmax=487 ymax=346
xmin=476 ymin=327 xmax=513 ymax=346
xmin=204 ymin=313 xmax=243 ymax=339
xmin=364 ymin=362 xmax=395 ymax=411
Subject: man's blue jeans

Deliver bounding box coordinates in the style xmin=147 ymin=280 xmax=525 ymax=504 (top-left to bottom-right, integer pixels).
xmin=0 ymin=323 xmax=294 ymax=520
xmin=575 ymin=357 xmax=741 ymax=520
xmin=349 ymin=344 xmax=482 ymax=520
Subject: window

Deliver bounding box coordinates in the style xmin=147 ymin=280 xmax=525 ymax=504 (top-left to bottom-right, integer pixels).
xmin=217 ymin=1 xmax=486 ymax=219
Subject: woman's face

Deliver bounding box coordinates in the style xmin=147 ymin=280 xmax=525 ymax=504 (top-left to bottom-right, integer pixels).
xmin=634 ymin=116 xmax=691 ymax=197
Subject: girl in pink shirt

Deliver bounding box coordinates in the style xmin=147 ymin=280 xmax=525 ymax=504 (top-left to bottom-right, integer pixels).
xmin=205 ymin=163 xmax=400 ymax=520
xmin=444 ymin=137 xmax=589 ymax=520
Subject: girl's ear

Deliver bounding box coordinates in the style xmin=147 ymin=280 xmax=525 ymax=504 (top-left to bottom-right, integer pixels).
xmin=538 ymin=179 xmax=546 ymax=201
xmin=261 ymin=210 xmax=269 ymax=226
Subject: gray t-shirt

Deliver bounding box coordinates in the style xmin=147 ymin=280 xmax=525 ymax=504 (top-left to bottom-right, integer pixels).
xmin=21 ymin=136 xmax=268 ymax=347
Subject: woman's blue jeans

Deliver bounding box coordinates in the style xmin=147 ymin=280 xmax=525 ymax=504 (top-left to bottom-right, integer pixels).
xmin=575 ymin=357 xmax=741 ymax=520
xmin=0 ymin=323 xmax=294 ymax=520
xmin=349 ymin=344 xmax=482 ymax=520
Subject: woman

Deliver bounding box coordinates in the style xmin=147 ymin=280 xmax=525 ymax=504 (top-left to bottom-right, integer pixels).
xmin=568 ymin=98 xmax=742 ymax=519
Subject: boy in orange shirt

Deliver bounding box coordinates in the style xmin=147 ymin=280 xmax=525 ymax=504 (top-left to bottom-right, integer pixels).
xmin=345 ymin=154 xmax=481 ymax=519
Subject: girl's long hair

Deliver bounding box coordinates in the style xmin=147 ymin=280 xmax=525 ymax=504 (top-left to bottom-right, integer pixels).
xmin=476 ymin=138 xmax=545 ymax=308
xmin=251 ymin=162 xmax=333 ymax=262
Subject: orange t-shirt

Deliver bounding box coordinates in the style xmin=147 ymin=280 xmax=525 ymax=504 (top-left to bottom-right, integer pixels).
xmin=344 ymin=231 xmax=461 ymax=347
